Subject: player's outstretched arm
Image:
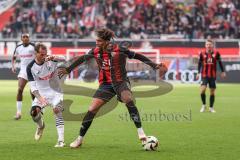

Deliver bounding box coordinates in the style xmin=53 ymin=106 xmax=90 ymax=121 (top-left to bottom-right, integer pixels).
xmin=45 ymin=55 xmax=66 ymax=62
xmin=58 ymin=54 xmax=93 ymax=78
xmin=132 ymin=53 xmax=158 ymax=69
xmin=128 ymin=51 xmax=168 ymax=77
xmin=125 ymin=50 xmax=168 ymax=77
xmin=66 ymin=55 xmax=93 ymax=72
xmin=58 ymin=68 xmax=69 ymax=79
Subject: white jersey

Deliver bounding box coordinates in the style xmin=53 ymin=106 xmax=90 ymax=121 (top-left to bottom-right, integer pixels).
xmin=14 ymin=43 xmax=35 ymax=69
xmin=14 ymin=43 xmax=35 ymax=80
xmin=27 ymin=60 xmax=62 ymax=97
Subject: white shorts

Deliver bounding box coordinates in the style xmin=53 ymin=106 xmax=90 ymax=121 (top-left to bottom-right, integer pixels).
xmin=17 ymin=67 xmax=28 ymax=80
xmin=32 ymin=92 xmax=63 ymax=109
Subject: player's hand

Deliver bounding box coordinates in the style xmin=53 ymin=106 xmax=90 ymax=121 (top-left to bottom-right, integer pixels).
xmin=156 ymin=63 xmax=168 ymax=78
xmin=58 ymin=68 xmax=69 ymax=79
xmin=156 ymin=63 xmax=168 ymax=70
xmin=38 ymin=96 xmax=48 ymax=106
xmin=196 ymin=73 xmax=200 ymax=80
xmin=45 ymin=55 xmax=55 ymax=61
xmin=221 ymin=72 xmax=226 ymax=79
xmin=11 ymin=67 xmax=16 ymax=73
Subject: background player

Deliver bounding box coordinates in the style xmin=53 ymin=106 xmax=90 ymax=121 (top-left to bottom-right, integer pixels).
xmin=27 ymin=43 xmax=66 ymax=147
xmin=197 ymin=39 xmax=226 ymax=113
xmin=11 ymin=33 xmax=35 ymax=120
xmin=58 ymin=28 xmax=167 ymax=148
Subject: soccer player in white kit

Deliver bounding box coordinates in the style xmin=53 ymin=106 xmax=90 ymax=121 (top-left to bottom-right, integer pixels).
xmin=11 ymin=33 xmax=35 ymax=120
xmin=27 ymin=43 xmax=66 ymax=147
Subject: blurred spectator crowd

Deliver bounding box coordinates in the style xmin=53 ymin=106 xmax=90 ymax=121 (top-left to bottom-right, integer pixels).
xmin=1 ymin=0 xmax=240 ymax=39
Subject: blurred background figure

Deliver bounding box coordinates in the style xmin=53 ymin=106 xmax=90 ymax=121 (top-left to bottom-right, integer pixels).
xmin=11 ymin=33 xmax=35 ymax=120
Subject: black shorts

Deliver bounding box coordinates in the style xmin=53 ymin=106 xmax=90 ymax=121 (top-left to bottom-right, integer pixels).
xmin=201 ymin=77 xmax=216 ymax=89
xmin=93 ymin=81 xmax=131 ymax=102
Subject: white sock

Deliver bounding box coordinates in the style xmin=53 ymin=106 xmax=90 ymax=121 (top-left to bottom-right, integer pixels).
xmin=137 ymin=128 xmax=146 ymax=136
xmin=57 ymin=125 xmax=64 ymax=142
xmin=16 ymin=101 xmax=22 ymax=114
xmin=55 ymin=113 xmax=64 ymax=142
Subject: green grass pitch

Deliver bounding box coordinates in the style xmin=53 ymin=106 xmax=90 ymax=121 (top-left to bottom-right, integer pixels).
xmin=0 ymin=80 xmax=239 ymax=160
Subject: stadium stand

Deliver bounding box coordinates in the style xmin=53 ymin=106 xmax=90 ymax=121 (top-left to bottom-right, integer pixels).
xmin=0 ymin=0 xmax=239 ymax=39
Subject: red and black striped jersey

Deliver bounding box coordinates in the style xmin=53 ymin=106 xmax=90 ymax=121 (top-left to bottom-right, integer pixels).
xmin=67 ymin=45 xmax=158 ymax=84
xmin=198 ymin=50 xmax=224 ymax=79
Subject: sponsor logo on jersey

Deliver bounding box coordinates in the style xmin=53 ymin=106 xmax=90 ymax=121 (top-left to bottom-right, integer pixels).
xmin=39 ymin=72 xmax=54 ymax=80
xmin=20 ymin=54 xmax=33 ymax=58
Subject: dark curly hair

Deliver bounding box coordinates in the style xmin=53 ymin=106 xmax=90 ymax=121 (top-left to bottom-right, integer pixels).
xmin=95 ymin=28 xmax=115 ymax=41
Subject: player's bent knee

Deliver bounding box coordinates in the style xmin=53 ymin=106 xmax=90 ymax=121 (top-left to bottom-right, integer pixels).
xmin=30 ymin=106 xmax=41 ymax=117
xmin=121 ymin=94 xmax=133 ymax=103
xmin=88 ymin=106 xmax=100 ymax=114
xmin=210 ymin=90 xmax=215 ymax=95
xmin=30 ymin=106 xmax=42 ymax=122
xmin=120 ymin=91 xmax=133 ymax=103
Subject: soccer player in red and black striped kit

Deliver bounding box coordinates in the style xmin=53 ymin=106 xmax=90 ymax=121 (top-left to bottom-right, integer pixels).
xmin=197 ymin=39 xmax=226 ymax=113
xmin=58 ymin=28 xmax=166 ymax=148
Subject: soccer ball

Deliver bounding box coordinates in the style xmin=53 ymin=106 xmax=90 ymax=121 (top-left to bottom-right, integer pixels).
xmin=142 ymin=136 xmax=159 ymax=151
